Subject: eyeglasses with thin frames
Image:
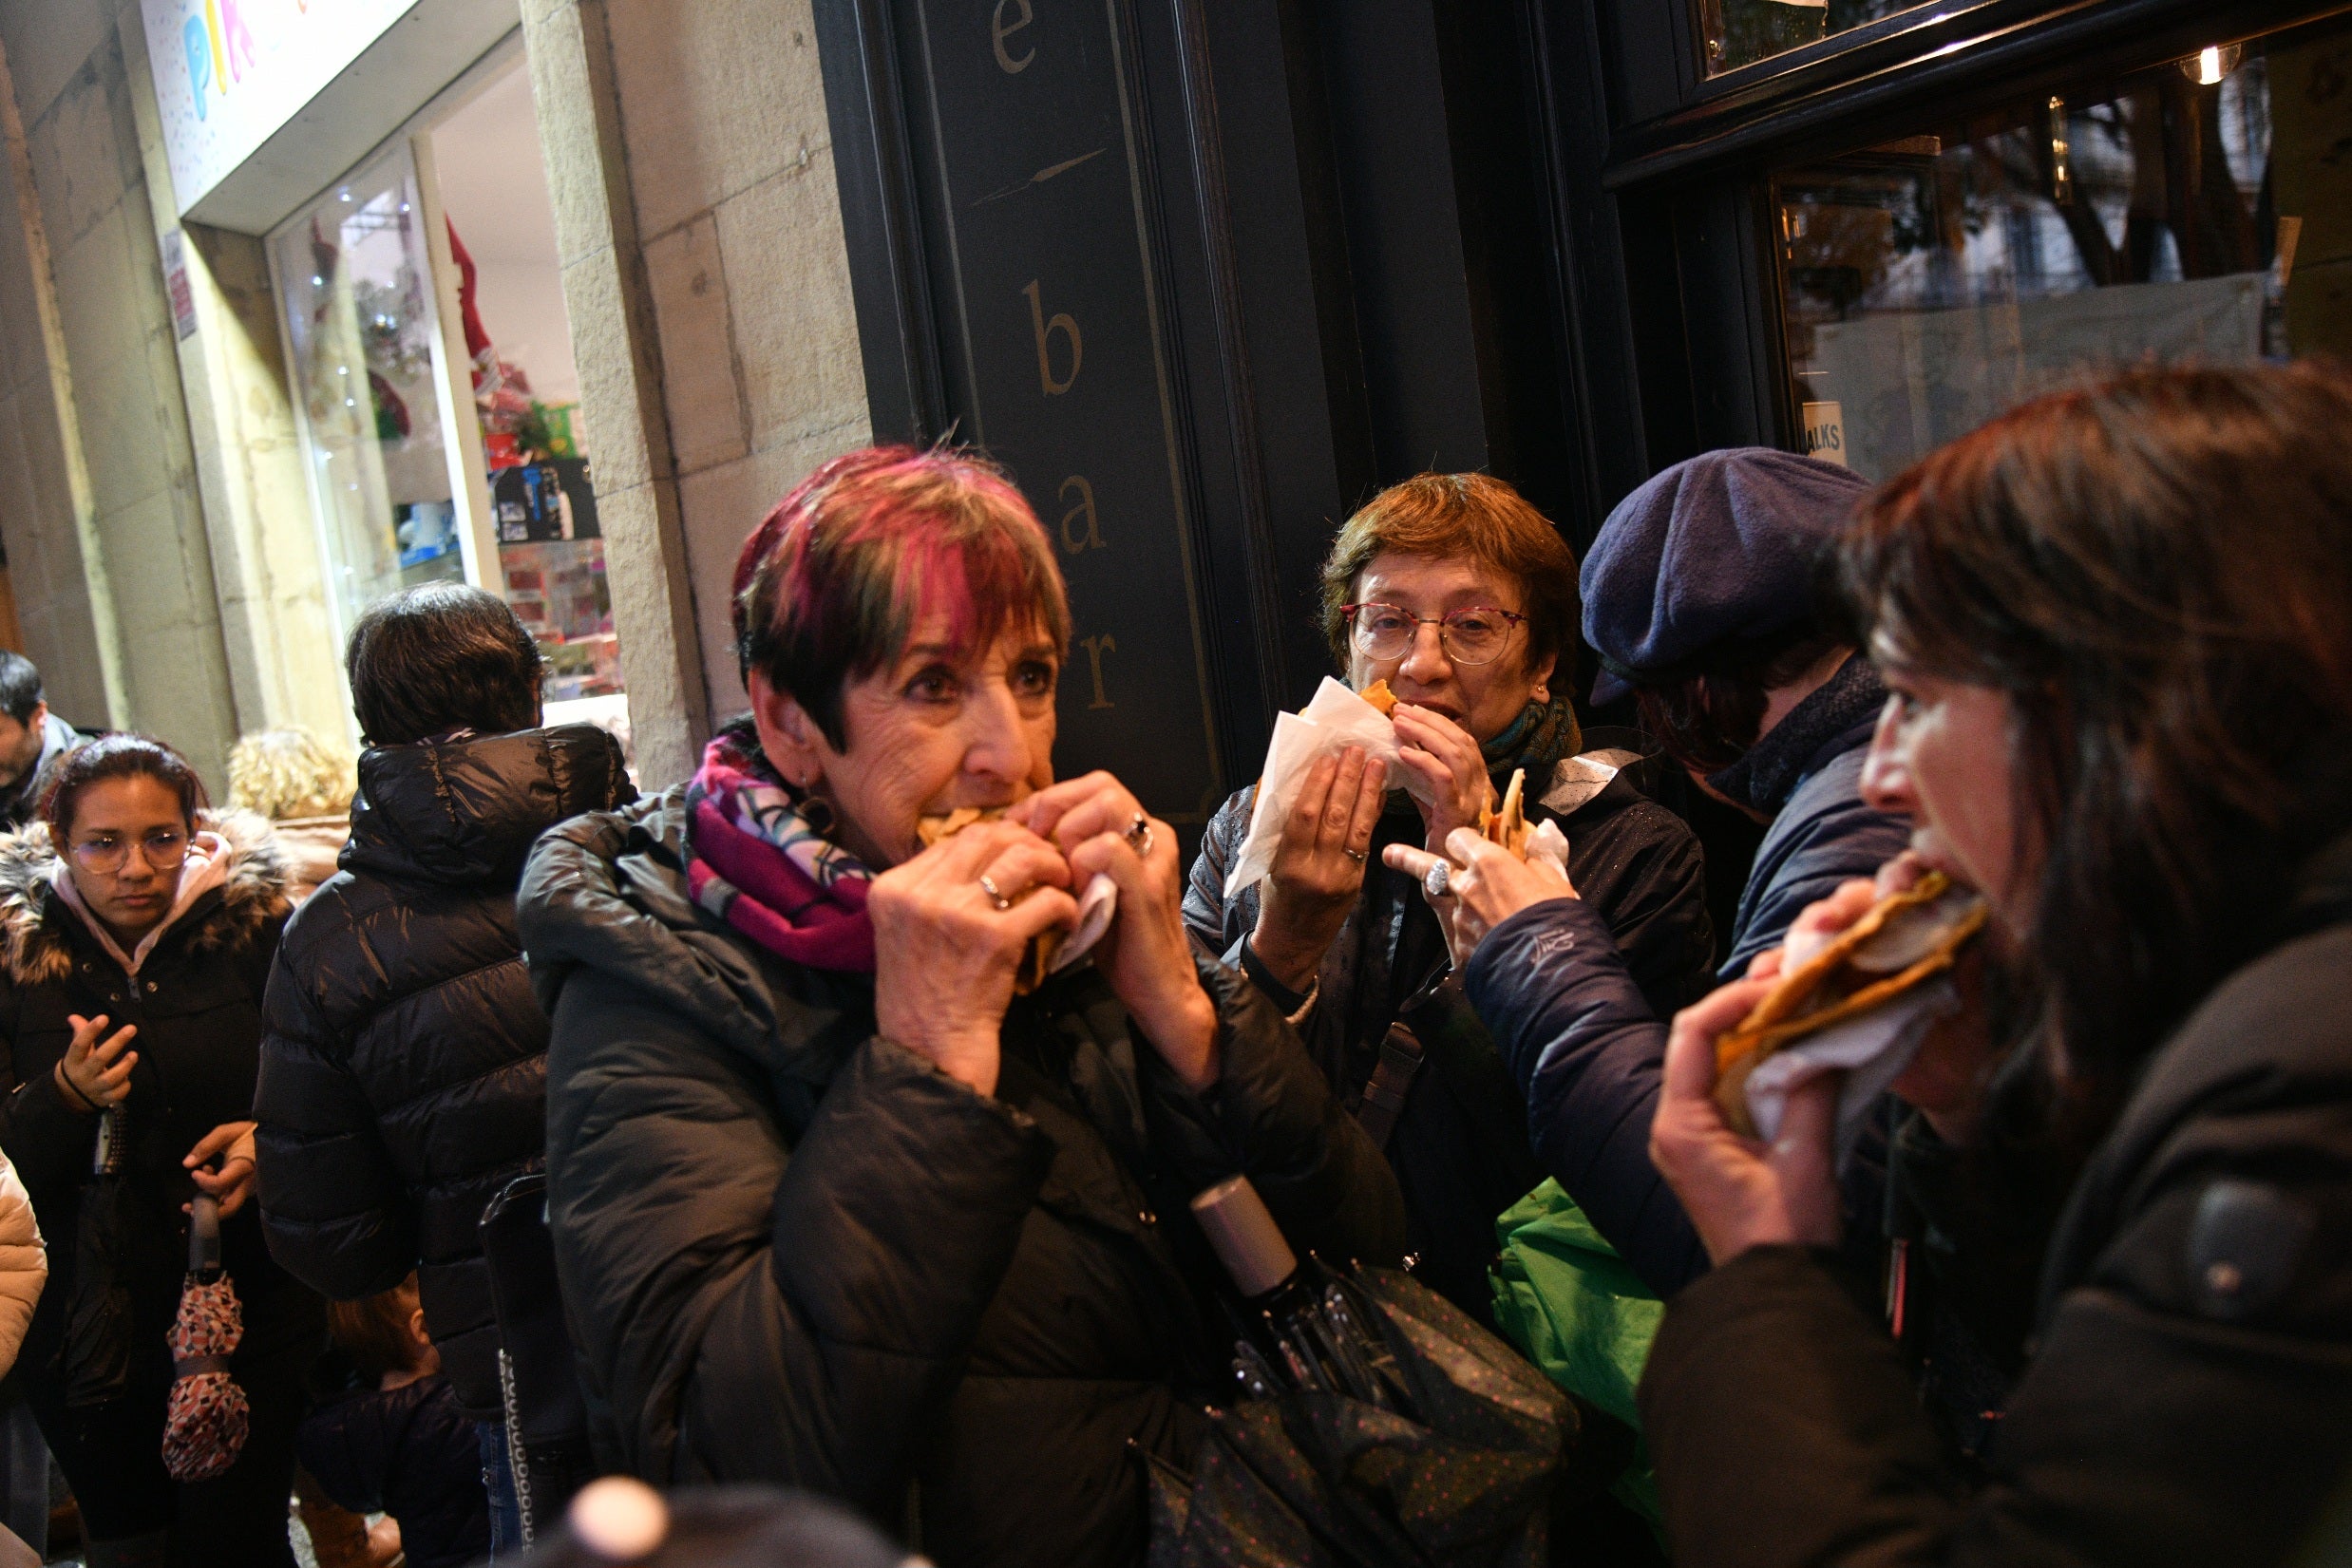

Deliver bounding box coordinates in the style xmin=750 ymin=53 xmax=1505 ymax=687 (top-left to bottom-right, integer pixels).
xmin=1341 ymin=602 xmax=1527 ymax=667
xmin=68 ymin=828 xmax=190 ymax=878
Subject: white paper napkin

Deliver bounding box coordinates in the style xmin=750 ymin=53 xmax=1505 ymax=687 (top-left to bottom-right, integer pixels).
xmin=1742 ymin=976 xmax=1959 ymax=1165
xmin=1227 ymin=678 xmax=1404 ymax=894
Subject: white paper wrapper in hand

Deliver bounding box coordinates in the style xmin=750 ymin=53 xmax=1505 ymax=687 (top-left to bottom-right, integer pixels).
xmin=1524 ymin=818 xmax=1569 ymax=877
xmin=1226 ymin=679 xmax=1404 ymax=895
xmin=1046 ymin=874 xmax=1119 ymax=975
xmin=1743 ymin=975 xmax=1960 ymax=1167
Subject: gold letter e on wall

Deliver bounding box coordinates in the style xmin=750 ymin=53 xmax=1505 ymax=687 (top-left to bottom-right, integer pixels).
xmin=992 ymin=0 xmax=1035 ymax=72
xmin=1023 ymin=280 xmax=1082 ymax=396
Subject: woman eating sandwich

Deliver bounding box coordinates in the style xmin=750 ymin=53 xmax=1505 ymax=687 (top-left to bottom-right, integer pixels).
xmin=516 ymin=445 xmax=1404 ymax=1567
xmin=1407 ymin=362 xmax=2352 ymax=1567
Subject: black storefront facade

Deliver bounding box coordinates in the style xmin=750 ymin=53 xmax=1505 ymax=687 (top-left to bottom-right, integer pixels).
xmin=809 ymin=0 xmax=2350 ymax=840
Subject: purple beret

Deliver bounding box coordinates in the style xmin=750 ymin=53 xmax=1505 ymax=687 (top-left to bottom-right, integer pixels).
xmin=1581 ymin=448 xmax=1872 ymax=704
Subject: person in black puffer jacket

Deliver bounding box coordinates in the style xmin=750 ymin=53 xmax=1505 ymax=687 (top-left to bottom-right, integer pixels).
xmin=522 ymin=447 xmax=1405 ymax=1568
xmin=255 ymin=584 xmax=635 ymax=1558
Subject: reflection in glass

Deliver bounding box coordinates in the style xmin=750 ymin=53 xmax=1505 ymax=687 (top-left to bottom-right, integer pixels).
xmin=273 ymin=150 xmax=464 ymax=640
xmin=1775 ymin=19 xmax=2352 ymax=480
xmin=1702 ymin=0 xmax=1925 ymax=75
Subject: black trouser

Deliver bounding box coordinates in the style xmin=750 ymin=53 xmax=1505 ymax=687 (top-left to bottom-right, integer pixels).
xmin=28 ymin=1343 xmax=309 ymax=1567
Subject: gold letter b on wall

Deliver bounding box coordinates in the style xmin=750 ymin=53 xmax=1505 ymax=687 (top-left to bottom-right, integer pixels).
xmin=1023 ymin=280 xmax=1082 ymax=396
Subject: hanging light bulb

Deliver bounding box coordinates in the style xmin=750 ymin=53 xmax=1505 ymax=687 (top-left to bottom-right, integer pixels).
xmin=2182 ymin=43 xmax=2243 ymax=85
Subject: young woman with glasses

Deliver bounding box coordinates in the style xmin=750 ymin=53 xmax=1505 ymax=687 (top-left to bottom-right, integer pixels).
xmin=1184 ymin=473 xmax=1717 ymax=1330
xmin=0 ymin=735 xmax=319 ymax=1568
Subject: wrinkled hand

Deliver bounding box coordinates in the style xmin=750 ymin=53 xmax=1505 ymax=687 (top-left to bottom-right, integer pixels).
xmin=1014 ymin=773 xmax=1219 ymax=1091
xmin=1650 ymin=978 xmax=1844 ymax=1265
xmin=1390 ymin=704 xmax=1490 ymax=848
xmin=870 ymin=821 xmax=1078 ymax=1096
xmin=1382 ymin=828 xmax=1576 ymax=970
xmin=1251 ymin=746 xmax=1387 ymax=992
xmin=55 ymin=1013 xmax=137 ymax=1111
xmin=185 ymin=1121 xmax=258 ymax=1218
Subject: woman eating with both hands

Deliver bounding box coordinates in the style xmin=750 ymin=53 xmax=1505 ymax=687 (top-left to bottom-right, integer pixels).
xmin=518 ymin=445 xmax=1404 ymax=1568
xmin=1185 ymin=472 xmax=1714 ymax=1321
xmin=0 ymin=736 xmax=319 ymax=1568
xmin=1399 ymin=363 xmax=2352 ymax=1566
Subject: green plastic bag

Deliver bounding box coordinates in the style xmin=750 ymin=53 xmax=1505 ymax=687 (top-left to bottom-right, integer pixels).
xmin=1489 ymin=1179 xmax=1664 ymax=1527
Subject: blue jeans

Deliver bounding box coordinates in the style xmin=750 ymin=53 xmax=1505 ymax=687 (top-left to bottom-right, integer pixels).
xmin=478 ymin=1421 xmax=523 ymax=1559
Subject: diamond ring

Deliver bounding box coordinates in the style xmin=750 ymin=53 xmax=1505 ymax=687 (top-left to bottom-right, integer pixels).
xmin=977 ymin=874 xmax=1014 ymax=911
xmin=1423 ymin=860 xmax=1451 ymax=899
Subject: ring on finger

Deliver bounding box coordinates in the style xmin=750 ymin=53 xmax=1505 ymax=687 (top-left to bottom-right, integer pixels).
xmin=1343 ymin=846 xmax=1367 ymax=863
xmin=1124 ymin=811 xmax=1155 ymax=859
xmin=977 ymin=873 xmax=1015 ymax=911
xmin=1423 ymin=861 xmax=1452 ymax=899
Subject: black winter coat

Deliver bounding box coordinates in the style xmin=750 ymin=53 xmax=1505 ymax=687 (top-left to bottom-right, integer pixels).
xmin=1638 ymin=840 xmax=2352 ymax=1568
xmin=517 ymin=790 xmax=1407 ymax=1568
xmin=296 ymin=1372 xmax=491 ymax=1568
xmin=256 ymin=725 xmax=634 ymax=1419
xmin=0 ymin=815 xmax=317 ymax=1406
xmin=1185 ymin=755 xmax=1715 ymax=1318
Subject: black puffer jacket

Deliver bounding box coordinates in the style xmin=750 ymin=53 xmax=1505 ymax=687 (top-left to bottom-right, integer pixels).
xmin=517 ymin=790 xmax=1406 ymax=1568
xmin=256 ymin=726 xmax=634 ymax=1418
xmin=1185 ymin=750 xmax=1715 ymax=1318
xmin=0 ymin=815 xmax=317 ymax=1403
xmin=1639 ymin=836 xmax=2352 ymax=1568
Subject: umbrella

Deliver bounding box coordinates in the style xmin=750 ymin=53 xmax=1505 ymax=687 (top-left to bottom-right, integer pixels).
xmin=161 ymin=1188 xmax=248 ymax=1483
xmin=1144 ymin=1180 xmax=1581 ymax=1568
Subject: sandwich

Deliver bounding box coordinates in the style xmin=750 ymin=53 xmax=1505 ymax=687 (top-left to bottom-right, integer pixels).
xmin=1359 ymin=679 xmax=1398 ymax=716
xmin=917 ymin=807 xmax=1063 ymax=993
xmin=1713 ymin=872 xmax=1987 ymax=1136
xmin=1477 ymin=768 xmax=1531 ymax=857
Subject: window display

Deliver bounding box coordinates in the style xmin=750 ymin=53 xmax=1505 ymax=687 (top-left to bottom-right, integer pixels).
xmin=272 ymin=149 xmax=465 ymax=640
xmin=1774 ymin=17 xmax=2349 ymax=480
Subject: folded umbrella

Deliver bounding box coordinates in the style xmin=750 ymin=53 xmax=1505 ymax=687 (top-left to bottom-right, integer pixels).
xmin=161 ymin=1187 xmax=248 ymax=1483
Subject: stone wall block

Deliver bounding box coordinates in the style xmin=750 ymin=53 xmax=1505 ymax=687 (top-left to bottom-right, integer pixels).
xmin=715 ymin=159 xmax=864 ymax=452
xmin=47 ymin=203 xmax=148 ymax=387
xmin=0 ymin=0 xmax=114 ymax=156
xmin=644 ymin=210 xmax=749 ymax=474
xmin=72 ymin=328 xmax=174 ymax=519
xmin=526 ymin=1 xmax=620 ymax=274
xmin=605 ymin=0 xmax=824 ymax=241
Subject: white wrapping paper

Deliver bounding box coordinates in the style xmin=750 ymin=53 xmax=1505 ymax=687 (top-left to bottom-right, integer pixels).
xmin=1226 ymin=678 xmax=1405 ymax=895
xmin=1742 ymin=977 xmax=1959 ymax=1166
xmin=1047 ymin=874 xmax=1120 ymax=975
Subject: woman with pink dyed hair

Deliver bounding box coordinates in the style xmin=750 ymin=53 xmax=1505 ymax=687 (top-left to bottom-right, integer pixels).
xmin=516 ymin=445 xmax=1405 ymax=1565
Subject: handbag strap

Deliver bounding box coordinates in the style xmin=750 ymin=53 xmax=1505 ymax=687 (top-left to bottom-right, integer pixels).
xmin=1356 ymin=1023 xmax=1425 ymax=1152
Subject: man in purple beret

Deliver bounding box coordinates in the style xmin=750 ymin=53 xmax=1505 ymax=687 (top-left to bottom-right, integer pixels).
xmin=1436 ymin=448 xmax=1912 ymax=1295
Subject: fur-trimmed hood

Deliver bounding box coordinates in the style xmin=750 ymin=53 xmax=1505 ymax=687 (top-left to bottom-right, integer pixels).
xmin=0 ymin=809 xmax=292 ymax=988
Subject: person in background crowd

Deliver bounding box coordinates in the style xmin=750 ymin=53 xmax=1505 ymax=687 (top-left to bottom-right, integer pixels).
xmin=0 ymin=652 xmax=85 ymax=832
xmin=1632 ymin=363 xmax=2352 ymax=1564
xmin=296 ymin=1275 xmax=491 ymax=1568
xmin=0 ymin=735 xmax=318 ymax=1568
xmin=226 ymin=727 xmax=358 ymax=905
xmin=518 ymin=445 xmax=1404 ymax=1567
xmin=1394 ymin=451 xmax=1910 ymax=1297
xmin=1185 ymin=473 xmax=1716 ymax=1322
xmin=255 ymin=583 xmax=634 ymax=1562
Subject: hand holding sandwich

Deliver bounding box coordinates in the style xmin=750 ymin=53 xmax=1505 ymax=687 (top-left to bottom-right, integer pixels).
xmin=1381 ymin=828 xmax=1577 ymax=971
xmin=1015 ymin=772 xmax=1220 ymax=1092
xmin=870 ymin=820 xmax=1077 ymax=1097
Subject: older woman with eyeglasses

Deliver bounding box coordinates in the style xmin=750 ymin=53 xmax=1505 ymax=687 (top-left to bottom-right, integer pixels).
xmin=0 ymin=734 xmax=320 ymax=1568
xmin=1185 ymin=473 xmax=1717 ymax=1323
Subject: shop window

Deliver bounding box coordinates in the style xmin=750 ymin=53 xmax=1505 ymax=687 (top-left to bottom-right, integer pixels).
xmin=428 ymin=62 xmax=627 ymax=743
xmin=1775 ymin=17 xmax=2351 ymax=481
xmin=1702 ymin=0 xmax=1927 ymax=76
xmin=273 ymin=151 xmax=465 ymax=638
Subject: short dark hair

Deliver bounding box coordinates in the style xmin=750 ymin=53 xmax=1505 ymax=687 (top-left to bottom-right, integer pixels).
xmin=0 ymin=652 xmax=44 ymax=725
xmin=733 ymin=445 xmax=1070 ymax=753
xmin=44 ymin=734 xmax=207 ymax=843
xmin=326 ymin=1275 xmax=425 ymax=1382
xmin=1631 ymin=621 xmax=1851 ymax=775
xmin=345 ymin=584 xmax=543 ymax=746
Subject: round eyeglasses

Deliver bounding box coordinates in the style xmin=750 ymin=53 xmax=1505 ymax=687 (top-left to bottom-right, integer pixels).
xmin=68 ymin=828 xmax=190 ymax=878
xmin=1342 ymin=602 xmax=1527 ymax=666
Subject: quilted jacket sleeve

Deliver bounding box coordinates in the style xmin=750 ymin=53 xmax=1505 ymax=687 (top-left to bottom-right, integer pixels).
xmin=0 ymin=1154 xmax=45 ymax=1376
xmin=255 ymin=908 xmax=417 ymax=1301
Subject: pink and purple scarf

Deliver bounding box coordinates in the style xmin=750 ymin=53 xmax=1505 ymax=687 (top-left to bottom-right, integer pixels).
xmin=683 ymin=726 xmax=876 ymax=973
